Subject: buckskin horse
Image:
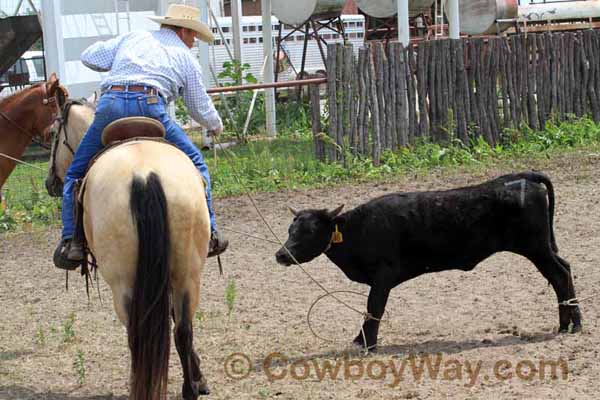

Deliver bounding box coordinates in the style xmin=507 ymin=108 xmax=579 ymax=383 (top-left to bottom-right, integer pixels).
xmin=46 ymin=100 xmax=212 ymax=399
xmin=0 ymin=73 xmax=64 ymax=192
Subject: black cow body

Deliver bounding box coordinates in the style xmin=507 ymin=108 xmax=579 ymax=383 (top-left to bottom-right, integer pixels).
xmin=276 ymin=172 xmax=582 ymax=350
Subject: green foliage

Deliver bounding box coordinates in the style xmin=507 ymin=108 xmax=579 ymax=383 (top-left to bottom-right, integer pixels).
xmin=175 ymin=97 xmax=191 ymax=126
xmin=225 ymin=279 xmax=237 ymax=317
xmin=204 ymin=117 xmax=600 ymax=198
xmin=3 ymin=118 xmax=600 ymax=232
xmin=214 ymin=61 xmax=311 ymax=139
xmin=195 ymin=311 xmax=205 ymax=324
xmin=73 ymin=349 xmax=86 ymax=385
xmin=0 ymin=205 xmax=17 ymax=231
xmin=62 ymin=312 xmax=76 ymax=343
xmin=218 ymin=60 xmax=258 ymax=86
xmin=35 ymin=327 xmax=46 ymax=346
xmin=1 ymin=160 xmax=61 ymax=231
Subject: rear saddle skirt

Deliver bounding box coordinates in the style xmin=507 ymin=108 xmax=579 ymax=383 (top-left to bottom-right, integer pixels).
xmin=72 ymin=116 xmax=169 ymax=262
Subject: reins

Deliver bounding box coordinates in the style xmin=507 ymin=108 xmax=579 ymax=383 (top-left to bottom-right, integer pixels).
xmin=48 ymin=99 xmax=85 ymax=179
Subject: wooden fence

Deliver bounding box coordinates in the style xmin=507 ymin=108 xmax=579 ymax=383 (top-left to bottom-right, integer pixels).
xmin=311 ymin=30 xmax=600 ymax=163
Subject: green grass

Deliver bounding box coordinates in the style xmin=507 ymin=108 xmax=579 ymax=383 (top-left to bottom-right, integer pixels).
xmin=202 ymin=117 xmax=600 ymax=198
xmin=3 ymin=117 xmax=600 ymax=232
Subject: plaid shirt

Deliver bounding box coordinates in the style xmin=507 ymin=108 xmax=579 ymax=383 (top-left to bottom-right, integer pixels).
xmin=81 ymin=28 xmax=222 ymax=131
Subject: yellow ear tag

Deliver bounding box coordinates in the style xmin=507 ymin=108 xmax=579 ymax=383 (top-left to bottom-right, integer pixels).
xmin=332 ymin=225 xmax=343 ymax=244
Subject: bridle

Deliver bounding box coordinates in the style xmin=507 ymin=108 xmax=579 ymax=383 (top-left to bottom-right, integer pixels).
xmin=48 ymin=99 xmax=86 ymax=179
xmin=0 ymin=83 xmax=60 ymax=149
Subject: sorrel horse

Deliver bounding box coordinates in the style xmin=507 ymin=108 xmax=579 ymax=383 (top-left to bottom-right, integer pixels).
xmin=0 ymin=73 xmax=65 ymax=191
xmin=46 ymin=101 xmax=212 ymax=399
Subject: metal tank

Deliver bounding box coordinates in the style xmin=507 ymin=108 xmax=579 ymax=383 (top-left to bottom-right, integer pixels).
xmin=453 ymin=0 xmax=518 ymax=35
xmin=519 ymin=0 xmax=600 ymax=23
xmin=271 ymin=0 xmax=347 ymax=26
xmin=354 ymin=0 xmax=436 ymax=18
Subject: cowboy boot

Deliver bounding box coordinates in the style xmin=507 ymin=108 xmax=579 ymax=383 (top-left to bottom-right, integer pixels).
xmin=207 ymin=230 xmax=228 ymax=258
xmin=53 ymin=238 xmax=84 ymax=270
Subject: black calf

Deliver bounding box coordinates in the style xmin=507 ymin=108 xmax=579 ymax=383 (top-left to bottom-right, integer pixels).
xmin=275 ymin=172 xmax=582 ymax=350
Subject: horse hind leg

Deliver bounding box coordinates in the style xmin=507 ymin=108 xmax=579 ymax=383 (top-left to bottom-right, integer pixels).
xmin=554 ymin=255 xmax=583 ymax=332
xmin=173 ymin=289 xmax=209 ymax=399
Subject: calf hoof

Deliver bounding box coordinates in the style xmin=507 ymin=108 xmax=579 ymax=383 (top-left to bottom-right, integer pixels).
xmin=571 ymin=323 xmax=582 ymax=334
xmin=558 ymin=325 xmax=570 ymax=334
xmin=352 ymin=334 xmax=377 ymax=353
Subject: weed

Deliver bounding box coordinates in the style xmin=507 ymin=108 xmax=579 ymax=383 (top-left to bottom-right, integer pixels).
xmin=73 ymin=349 xmax=86 ymax=385
xmin=196 ymin=311 xmax=205 ymax=324
xmin=258 ymin=388 xmax=270 ymax=398
xmin=225 ymin=279 xmax=237 ymax=317
xmin=62 ymin=312 xmax=76 ymax=343
xmin=35 ymin=327 xmax=45 ymax=346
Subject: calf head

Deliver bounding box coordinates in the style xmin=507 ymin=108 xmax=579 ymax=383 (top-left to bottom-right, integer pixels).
xmin=275 ymin=205 xmax=344 ymax=266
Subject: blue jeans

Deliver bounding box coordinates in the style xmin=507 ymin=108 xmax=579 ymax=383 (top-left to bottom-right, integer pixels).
xmin=61 ymin=90 xmax=216 ymax=239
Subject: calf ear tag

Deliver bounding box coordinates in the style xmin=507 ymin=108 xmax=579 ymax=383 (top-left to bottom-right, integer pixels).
xmin=332 ymin=225 xmax=343 ymax=244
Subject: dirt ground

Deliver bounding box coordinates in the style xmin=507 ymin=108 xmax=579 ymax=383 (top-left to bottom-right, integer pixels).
xmin=2 ymin=150 xmax=600 ymax=400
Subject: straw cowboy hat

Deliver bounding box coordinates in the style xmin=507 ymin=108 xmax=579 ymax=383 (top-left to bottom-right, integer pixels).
xmin=149 ymin=4 xmax=214 ymax=43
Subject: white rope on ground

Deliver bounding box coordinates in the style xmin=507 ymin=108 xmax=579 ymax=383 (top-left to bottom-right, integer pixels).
xmin=560 ymin=292 xmax=600 ymax=306
xmin=0 ymin=152 xmax=46 ymax=171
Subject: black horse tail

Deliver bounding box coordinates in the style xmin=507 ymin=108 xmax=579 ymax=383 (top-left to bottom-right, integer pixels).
xmin=514 ymin=171 xmax=558 ymax=253
xmin=128 ymin=172 xmax=171 ymax=400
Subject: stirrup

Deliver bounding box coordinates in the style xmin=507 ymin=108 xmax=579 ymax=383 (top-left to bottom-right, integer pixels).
xmin=53 ymin=238 xmax=83 ymax=271
xmin=208 ymin=231 xmax=228 ymax=258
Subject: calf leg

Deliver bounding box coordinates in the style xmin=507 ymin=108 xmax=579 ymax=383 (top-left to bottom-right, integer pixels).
xmin=554 ymin=255 xmax=583 ymax=332
xmin=173 ymin=291 xmax=209 ymax=399
xmin=353 ymin=282 xmax=391 ymax=352
xmin=525 ymin=249 xmax=574 ymax=333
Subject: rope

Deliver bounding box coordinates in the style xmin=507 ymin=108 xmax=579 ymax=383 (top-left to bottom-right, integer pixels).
xmin=0 ymin=152 xmax=46 ymax=171
xmin=212 ymin=136 xmax=384 ymax=352
xmin=559 ymin=292 xmax=600 ymax=306
xmin=306 ymin=290 xmax=396 ymax=346
xmin=221 ymin=226 xmax=282 ymax=245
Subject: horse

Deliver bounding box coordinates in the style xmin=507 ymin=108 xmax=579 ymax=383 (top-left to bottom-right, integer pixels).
xmin=45 ymin=97 xmax=95 ymax=196
xmin=0 ymin=73 xmax=65 ymax=191
xmin=46 ymin=100 xmax=212 ymax=399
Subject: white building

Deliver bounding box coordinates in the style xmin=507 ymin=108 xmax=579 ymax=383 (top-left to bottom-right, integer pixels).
xmin=40 ymin=0 xmax=203 ymax=98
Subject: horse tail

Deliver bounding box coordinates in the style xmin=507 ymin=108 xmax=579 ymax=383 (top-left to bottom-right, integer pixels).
xmin=128 ymin=172 xmax=171 ymax=400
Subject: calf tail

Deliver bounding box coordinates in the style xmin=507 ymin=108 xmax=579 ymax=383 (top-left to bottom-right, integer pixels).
xmin=520 ymin=172 xmax=558 ymax=253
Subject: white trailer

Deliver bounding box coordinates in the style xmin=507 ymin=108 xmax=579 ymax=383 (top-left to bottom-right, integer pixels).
xmin=208 ymin=14 xmax=365 ymax=85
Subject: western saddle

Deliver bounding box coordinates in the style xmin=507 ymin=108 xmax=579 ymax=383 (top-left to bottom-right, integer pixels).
xmin=101 ymin=116 xmax=166 ymax=146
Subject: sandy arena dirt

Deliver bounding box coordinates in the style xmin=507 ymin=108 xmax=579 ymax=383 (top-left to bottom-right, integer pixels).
xmin=2 ymin=150 xmax=600 ymax=400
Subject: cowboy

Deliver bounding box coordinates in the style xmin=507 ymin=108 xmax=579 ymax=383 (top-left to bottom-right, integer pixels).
xmin=54 ymin=4 xmax=229 ymax=270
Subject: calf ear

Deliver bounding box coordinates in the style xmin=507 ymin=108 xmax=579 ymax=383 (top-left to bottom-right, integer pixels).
xmin=328 ymin=204 xmax=344 ymax=219
xmin=288 ymin=206 xmax=299 ymax=216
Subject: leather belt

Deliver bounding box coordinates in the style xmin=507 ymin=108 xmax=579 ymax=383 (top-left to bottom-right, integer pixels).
xmin=107 ymin=85 xmax=162 ymax=97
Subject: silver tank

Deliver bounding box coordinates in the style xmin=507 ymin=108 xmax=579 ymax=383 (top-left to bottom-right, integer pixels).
xmin=271 ymin=0 xmax=347 ymax=26
xmin=452 ymin=0 xmax=518 ymax=35
xmin=355 ymin=0 xmax=436 ymax=18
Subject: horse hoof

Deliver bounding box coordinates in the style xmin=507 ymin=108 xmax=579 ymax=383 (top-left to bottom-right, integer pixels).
xmin=571 ymin=324 xmax=582 ymax=334
xmin=197 ymin=380 xmax=210 ymax=396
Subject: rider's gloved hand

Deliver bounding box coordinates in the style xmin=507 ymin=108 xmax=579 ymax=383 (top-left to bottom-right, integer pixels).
xmin=208 ymin=122 xmax=223 ymax=137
